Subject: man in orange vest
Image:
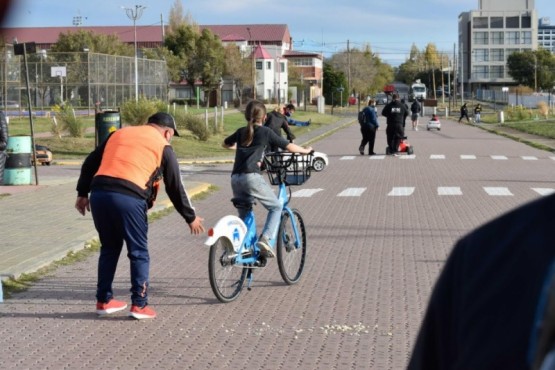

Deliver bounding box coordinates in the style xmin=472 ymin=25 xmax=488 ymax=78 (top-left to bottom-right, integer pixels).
xmin=75 ymin=112 xmax=205 ymax=319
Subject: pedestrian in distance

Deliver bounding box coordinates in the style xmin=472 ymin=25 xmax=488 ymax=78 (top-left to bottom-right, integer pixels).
xmin=382 ymin=93 xmax=408 ymax=155
xmin=474 ymin=103 xmax=482 ymax=124
xmin=407 ymin=193 xmax=555 ymax=370
xmin=264 ymin=104 xmax=296 ymax=152
xmin=401 ymin=98 xmax=410 ymax=129
xmin=75 ymin=112 xmax=205 ymax=320
xmin=410 ymin=100 xmax=421 ymax=131
xmin=358 ymin=99 xmax=379 ymax=155
xmin=0 ymin=111 xmax=8 ymax=185
xmin=223 ymin=100 xmax=312 ymax=257
xmin=458 ymin=103 xmax=470 ymax=123
xmin=284 ymin=103 xmax=311 ymax=126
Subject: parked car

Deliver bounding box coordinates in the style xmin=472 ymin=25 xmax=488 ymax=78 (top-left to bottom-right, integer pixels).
xmin=34 ymin=144 xmax=52 ymax=165
xmin=375 ymin=93 xmax=388 ymax=105
xmin=0 ymin=100 xmax=20 ymax=109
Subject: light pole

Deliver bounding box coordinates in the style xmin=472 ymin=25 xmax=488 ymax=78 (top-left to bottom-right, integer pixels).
xmin=246 ymin=27 xmax=255 ymax=99
xmin=38 ymin=49 xmax=46 ymax=111
xmin=125 ymin=5 xmax=146 ymax=102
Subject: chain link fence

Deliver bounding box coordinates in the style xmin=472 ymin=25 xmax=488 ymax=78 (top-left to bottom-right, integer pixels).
xmin=0 ymin=48 xmax=168 ymax=115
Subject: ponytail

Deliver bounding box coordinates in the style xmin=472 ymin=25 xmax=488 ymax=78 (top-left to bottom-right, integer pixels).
xmin=242 ymin=100 xmax=266 ymax=146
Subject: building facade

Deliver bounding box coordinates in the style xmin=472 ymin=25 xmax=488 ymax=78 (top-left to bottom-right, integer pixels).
xmin=458 ymin=0 xmax=538 ymax=94
xmin=538 ymin=17 xmax=555 ymax=53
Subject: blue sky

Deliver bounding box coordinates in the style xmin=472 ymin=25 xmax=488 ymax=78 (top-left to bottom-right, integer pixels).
xmin=4 ymin=0 xmax=555 ymax=66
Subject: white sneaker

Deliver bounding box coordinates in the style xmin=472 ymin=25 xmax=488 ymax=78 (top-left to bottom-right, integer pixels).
xmin=256 ymin=236 xmax=275 ymax=258
xmin=415 ymin=127 xmax=418 ymax=131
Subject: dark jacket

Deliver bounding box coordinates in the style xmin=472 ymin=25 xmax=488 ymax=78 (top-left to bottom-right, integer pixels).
xmin=411 ymin=101 xmax=421 ymax=114
xmin=0 ymin=112 xmax=8 ymax=184
xmin=264 ymin=110 xmax=296 ymax=142
xmin=381 ymin=100 xmax=408 ymax=126
xmin=362 ymin=106 xmax=379 ymax=128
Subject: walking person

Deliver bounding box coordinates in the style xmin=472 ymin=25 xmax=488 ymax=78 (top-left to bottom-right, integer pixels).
xmin=0 ymin=111 xmax=8 ymax=185
xmin=401 ymin=98 xmax=410 ymax=129
xmin=382 ymin=93 xmax=408 ymax=155
xmin=410 ymin=99 xmax=421 ymax=131
xmin=358 ymin=99 xmax=379 ymax=155
xmin=223 ymin=100 xmax=312 ymax=257
xmin=75 ymin=112 xmax=205 ymax=320
xmin=474 ymin=103 xmax=482 ymax=124
xmin=458 ymin=103 xmax=470 ymax=123
xmin=264 ymin=105 xmax=296 ymax=152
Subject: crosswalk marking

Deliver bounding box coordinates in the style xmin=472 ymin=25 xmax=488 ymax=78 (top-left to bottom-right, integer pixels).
xmin=399 ymin=155 xmax=416 ymax=159
xmin=491 ymin=155 xmax=508 ymax=160
xmin=532 ymin=188 xmax=555 ymax=196
xmin=292 ymin=188 xmax=324 ymax=197
xmin=430 ymin=154 xmax=445 ymax=159
xmin=337 ymin=187 xmax=366 ymax=197
xmin=551 ymin=157 xmax=555 ymax=161
xmin=460 ymin=155 xmax=476 ymax=159
xmin=522 ymin=156 xmax=538 ymax=160
xmin=438 ymin=187 xmax=462 ymax=195
xmin=388 ymin=187 xmax=415 ymax=196
xmin=340 ymin=156 xmax=356 ymax=160
xmin=370 ymin=155 xmax=386 ymax=160
xmin=484 ymin=187 xmax=513 ymax=196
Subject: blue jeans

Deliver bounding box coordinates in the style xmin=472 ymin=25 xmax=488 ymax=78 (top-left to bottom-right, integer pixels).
xmin=231 ymin=173 xmax=283 ymax=241
xmin=90 ymin=190 xmax=150 ymax=307
xmin=287 ymin=117 xmax=310 ymax=126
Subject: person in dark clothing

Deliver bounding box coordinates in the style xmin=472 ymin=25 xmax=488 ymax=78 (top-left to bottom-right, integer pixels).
xmin=410 ymin=100 xmax=421 ymax=131
xmin=408 ymin=193 xmax=555 ymax=370
xmin=284 ymin=103 xmax=311 ymax=126
xmin=358 ymin=99 xmax=379 ymax=155
xmin=401 ymin=98 xmax=410 ymax=128
xmin=264 ymin=105 xmax=296 ymax=152
xmin=381 ymin=93 xmax=408 ymax=155
xmin=75 ymin=112 xmax=205 ymax=320
xmin=458 ymin=103 xmax=470 ymax=123
xmin=0 ymin=112 xmax=8 ymax=185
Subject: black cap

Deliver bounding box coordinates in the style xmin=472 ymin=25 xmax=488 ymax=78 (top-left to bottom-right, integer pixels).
xmin=148 ymin=112 xmax=179 ymax=136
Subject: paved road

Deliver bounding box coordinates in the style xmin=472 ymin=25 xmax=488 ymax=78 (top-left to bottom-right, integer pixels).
xmin=0 ymin=116 xmax=554 ymax=369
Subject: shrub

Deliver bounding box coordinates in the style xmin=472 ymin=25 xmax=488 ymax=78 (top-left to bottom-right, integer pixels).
xmin=173 ymin=110 xmax=210 ymax=141
xmin=120 ymin=96 xmax=167 ymax=126
xmin=51 ymin=104 xmax=86 ymax=138
xmin=538 ymin=101 xmax=549 ymax=118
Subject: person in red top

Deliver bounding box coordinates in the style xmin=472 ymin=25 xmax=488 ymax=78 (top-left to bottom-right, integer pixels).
xmin=75 ymin=112 xmax=204 ymax=319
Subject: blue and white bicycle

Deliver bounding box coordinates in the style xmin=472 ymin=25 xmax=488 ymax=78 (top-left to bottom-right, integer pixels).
xmin=205 ymin=152 xmax=313 ymax=303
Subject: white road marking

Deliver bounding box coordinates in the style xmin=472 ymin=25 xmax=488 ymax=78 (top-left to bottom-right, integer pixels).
xmin=370 ymin=155 xmax=386 ymax=160
xmin=400 ymin=155 xmax=416 ymax=159
xmin=491 ymin=155 xmax=508 ymax=160
xmin=340 ymin=156 xmax=356 ymax=160
xmin=437 ymin=187 xmax=462 ymax=195
xmin=460 ymin=155 xmax=476 ymax=160
xmin=337 ymin=188 xmax=367 ymax=197
xmin=292 ymin=188 xmax=324 ymax=197
xmin=430 ymin=154 xmax=445 ymax=159
xmin=532 ymin=188 xmax=555 ymax=196
xmin=550 ymin=157 xmax=555 ymax=161
xmin=388 ymin=187 xmax=415 ymax=196
xmin=483 ymin=187 xmax=513 ymax=196
xmin=522 ymin=156 xmax=538 ymax=160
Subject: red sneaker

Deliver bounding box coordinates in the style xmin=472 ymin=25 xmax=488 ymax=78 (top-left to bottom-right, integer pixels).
xmin=96 ymin=299 xmax=127 ymax=315
xmin=128 ymin=305 xmax=157 ymax=320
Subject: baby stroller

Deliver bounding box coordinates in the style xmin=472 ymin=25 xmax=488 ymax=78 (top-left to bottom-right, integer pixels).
xmin=385 ymin=136 xmax=414 ymax=155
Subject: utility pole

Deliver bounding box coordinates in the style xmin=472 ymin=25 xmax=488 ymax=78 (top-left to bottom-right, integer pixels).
xmin=247 ymin=27 xmax=255 ymax=99
xmin=125 ymin=5 xmax=146 ymax=102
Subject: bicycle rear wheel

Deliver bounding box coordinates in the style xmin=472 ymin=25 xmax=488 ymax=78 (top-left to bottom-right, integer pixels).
xmin=208 ymin=237 xmax=247 ymax=303
xmin=277 ymin=208 xmax=307 ymax=284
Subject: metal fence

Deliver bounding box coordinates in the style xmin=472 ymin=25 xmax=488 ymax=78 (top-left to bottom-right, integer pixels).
xmin=0 ymin=49 xmax=168 ymax=115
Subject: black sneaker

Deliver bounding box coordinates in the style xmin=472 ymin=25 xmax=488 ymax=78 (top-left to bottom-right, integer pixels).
xmin=359 ymin=146 xmax=364 ymax=155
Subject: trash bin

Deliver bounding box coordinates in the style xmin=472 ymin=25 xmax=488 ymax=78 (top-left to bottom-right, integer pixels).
xmin=95 ymin=110 xmax=121 ymax=147
xmin=4 ymin=135 xmax=33 ymax=185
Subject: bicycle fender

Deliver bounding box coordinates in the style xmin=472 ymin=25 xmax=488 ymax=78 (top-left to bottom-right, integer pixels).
xmin=204 ymin=215 xmax=247 ymax=252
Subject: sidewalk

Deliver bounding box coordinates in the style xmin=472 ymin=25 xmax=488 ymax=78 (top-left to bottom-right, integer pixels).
xmin=0 ymin=116 xmax=354 ymax=281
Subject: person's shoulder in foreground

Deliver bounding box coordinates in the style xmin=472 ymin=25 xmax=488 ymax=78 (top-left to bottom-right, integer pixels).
xmin=408 ymin=193 xmax=555 ymax=370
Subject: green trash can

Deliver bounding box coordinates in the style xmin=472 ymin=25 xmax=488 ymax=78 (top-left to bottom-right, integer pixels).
xmin=95 ymin=111 xmax=121 ymax=146
xmin=4 ymin=135 xmax=33 ymax=185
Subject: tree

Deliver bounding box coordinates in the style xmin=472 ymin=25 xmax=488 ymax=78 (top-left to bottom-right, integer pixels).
xmin=223 ymin=44 xmax=251 ymax=106
xmin=50 ymin=30 xmax=133 ymax=55
xmin=507 ymin=49 xmax=555 ymax=91
xmin=323 ymin=62 xmax=347 ymax=106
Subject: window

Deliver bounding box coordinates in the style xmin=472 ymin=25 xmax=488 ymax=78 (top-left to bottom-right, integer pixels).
xmin=473 ymin=49 xmax=489 ymax=62
xmin=256 ymin=61 xmax=262 ymax=70
xmin=521 ymin=16 xmax=531 ymax=28
xmin=490 ymin=65 xmax=504 ymax=78
xmin=490 ymin=17 xmax=503 ymax=28
xmin=473 ymin=17 xmax=488 ymax=28
xmin=473 ymin=65 xmax=489 ymax=79
xmin=491 ymin=32 xmax=504 ymax=45
xmin=473 ymin=32 xmax=489 ymax=45
xmin=506 ymin=31 xmax=520 ymax=45
xmin=266 ymin=61 xmax=272 ymax=70
xmin=506 ymin=16 xmax=519 ymax=28
xmin=521 ymin=31 xmax=532 ymax=45
xmin=491 ymin=49 xmax=504 ymax=62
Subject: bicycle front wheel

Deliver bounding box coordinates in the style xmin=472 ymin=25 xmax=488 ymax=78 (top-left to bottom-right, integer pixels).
xmin=277 ymin=208 xmax=307 ymax=284
xmin=208 ymin=237 xmax=247 ymax=303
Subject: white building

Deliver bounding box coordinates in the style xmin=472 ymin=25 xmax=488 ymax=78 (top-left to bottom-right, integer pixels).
xmin=538 ymin=17 xmax=555 ymax=53
xmin=458 ymin=0 xmax=538 ymax=94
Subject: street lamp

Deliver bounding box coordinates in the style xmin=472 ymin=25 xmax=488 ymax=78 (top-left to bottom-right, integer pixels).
xmin=124 ymin=5 xmax=146 ymax=102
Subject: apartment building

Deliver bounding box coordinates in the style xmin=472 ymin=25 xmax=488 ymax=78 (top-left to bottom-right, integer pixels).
xmin=458 ymin=0 xmax=538 ymax=93
xmin=538 ymin=17 xmax=555 ymax=53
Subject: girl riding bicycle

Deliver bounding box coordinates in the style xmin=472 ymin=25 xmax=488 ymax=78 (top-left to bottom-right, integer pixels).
xmin=222 ymin=100 xmax=312 ymax=258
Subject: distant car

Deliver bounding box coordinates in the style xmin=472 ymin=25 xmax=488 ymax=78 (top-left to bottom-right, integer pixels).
xmin=34 ymin=144 xmax=52 ymax=165
xmin=1 ymin=100 xmax=20 ymax=109
xmin=375 ymin=93 xmax=388 ymax=105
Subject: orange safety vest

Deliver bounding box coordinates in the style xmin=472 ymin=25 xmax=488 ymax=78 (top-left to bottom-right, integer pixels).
xmin=95 ymin=125 xmax=167 ymax=190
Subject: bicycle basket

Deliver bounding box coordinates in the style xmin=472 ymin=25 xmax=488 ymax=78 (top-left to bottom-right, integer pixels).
xmin=264 ymin=152 xmax=313 ymax=186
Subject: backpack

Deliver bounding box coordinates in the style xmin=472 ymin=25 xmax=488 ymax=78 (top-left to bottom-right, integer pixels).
xmin=358 ymin=110 xmax=368 ymax=126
